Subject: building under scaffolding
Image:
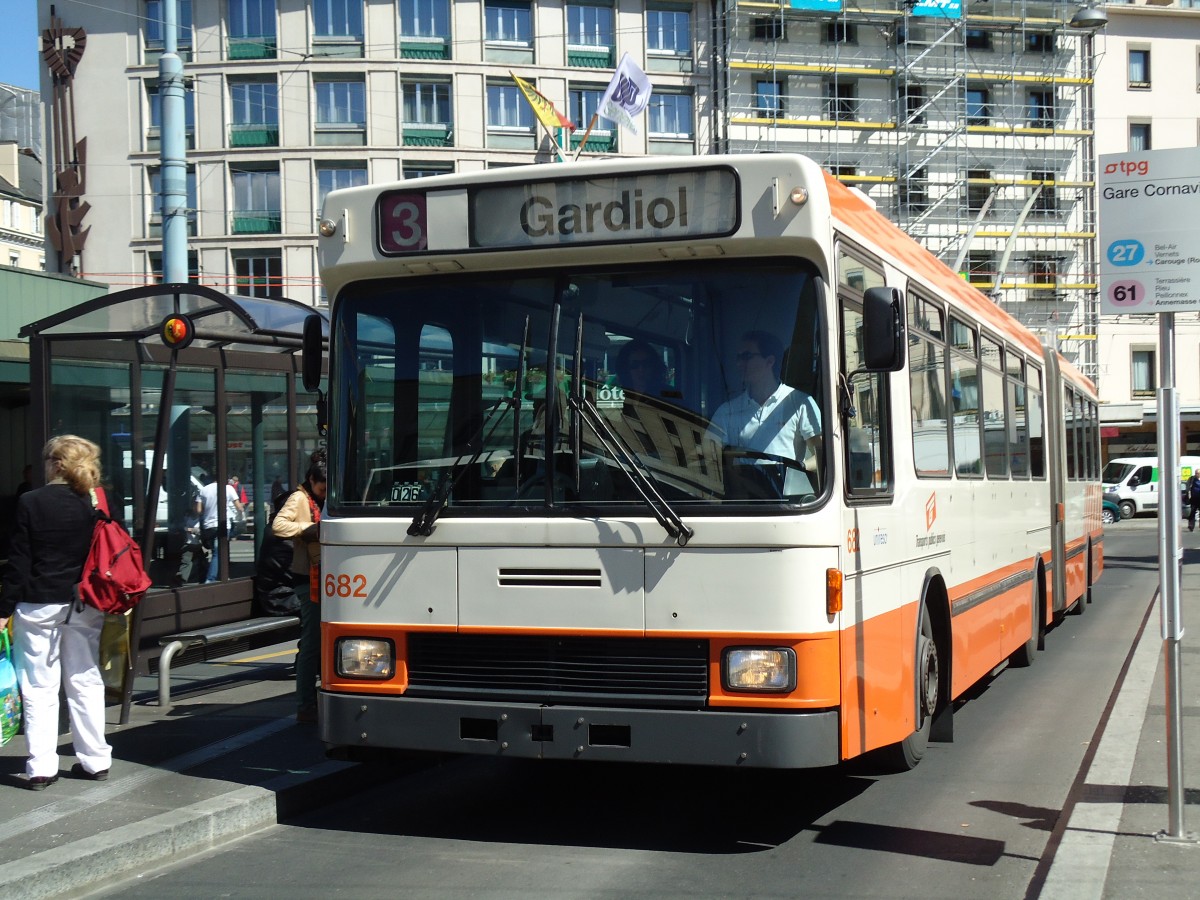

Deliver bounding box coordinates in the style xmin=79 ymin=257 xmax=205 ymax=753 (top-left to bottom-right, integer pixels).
xmin=715 ymin=0 xmax=1100 ymax=382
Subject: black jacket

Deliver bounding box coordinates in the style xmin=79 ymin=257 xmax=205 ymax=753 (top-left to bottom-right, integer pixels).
xmin=253 ymin=491 xmax=301 ymax=616
xmin=1 ymin=483 xmax=95 ymax=618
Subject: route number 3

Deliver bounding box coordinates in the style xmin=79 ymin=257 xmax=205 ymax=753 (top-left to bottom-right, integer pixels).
xmin=379 ymin=192 xmax=428 ymax=254
xmin=324 ymin=572 xmax=368 ymax=598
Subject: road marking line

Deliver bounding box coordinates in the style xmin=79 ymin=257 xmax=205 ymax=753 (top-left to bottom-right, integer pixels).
xmin=218 ymin=648 xmax=297 ymax=664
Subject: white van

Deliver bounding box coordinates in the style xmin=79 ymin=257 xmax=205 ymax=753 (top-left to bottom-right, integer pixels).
xmin=1102 ymin=455 xmax=1200 ymax=519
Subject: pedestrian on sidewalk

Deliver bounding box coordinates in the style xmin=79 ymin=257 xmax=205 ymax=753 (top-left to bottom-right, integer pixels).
xmin=271 ymin=456 xmax=327 ymax=725
xmin=1188 ymin=470 xmax=1200 ymax=532
xmin=0 ymin=435 xmax=113 ymax=790
xmin=197 ymin=475 xmax=244 ymax=583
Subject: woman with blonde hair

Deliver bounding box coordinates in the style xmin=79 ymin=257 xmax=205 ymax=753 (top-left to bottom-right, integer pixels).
xmin=0 ymin=435 xmax=113 ymax=790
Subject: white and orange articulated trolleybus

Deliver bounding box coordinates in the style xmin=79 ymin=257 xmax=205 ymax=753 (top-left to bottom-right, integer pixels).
xmin=302 ymin=153 xmax=1102 ymax=771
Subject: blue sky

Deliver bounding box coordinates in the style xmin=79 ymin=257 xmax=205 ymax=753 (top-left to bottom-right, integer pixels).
xmin=0 ymin=3 xmax=41 ymax=90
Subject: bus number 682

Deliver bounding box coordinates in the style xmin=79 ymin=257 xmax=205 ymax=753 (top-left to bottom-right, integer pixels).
xmin=324 ymin=573 xmax=368 ymax=598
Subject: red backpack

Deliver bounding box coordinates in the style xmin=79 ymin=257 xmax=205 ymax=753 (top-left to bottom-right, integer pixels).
xmin=77 ymin=487 xmax=153 ymax=615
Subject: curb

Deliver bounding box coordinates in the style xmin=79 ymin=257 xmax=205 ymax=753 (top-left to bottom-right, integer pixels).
xmin=0 ymin=756 xmax=360 ymax=900
xmin=0 ymin=786 xmax=278 ymax=900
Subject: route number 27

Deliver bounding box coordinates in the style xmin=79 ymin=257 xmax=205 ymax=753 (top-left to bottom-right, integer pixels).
xmin=1106 ymin=239 xmax=1144 ymax=267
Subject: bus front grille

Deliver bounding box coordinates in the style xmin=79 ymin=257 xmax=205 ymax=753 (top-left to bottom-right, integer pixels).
xmin=405 ymin=634 xmax=709 ymax=708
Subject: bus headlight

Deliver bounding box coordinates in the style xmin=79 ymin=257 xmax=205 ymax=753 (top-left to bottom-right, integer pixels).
xmin=336 ymin=638 xmax=395 ymax=679
xmin=723 ymin=647 xmax=796 ymax=692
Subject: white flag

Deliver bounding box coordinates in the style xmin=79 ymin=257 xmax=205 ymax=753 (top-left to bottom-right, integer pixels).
xmin=599 ymin=53 xmax=652 ymax=135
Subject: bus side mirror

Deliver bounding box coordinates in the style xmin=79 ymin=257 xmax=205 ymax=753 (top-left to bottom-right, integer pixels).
xmin=301 ymin=314 xmax=323 ymax=393
xmin=862 ymin=286 xmax=905 ymax=372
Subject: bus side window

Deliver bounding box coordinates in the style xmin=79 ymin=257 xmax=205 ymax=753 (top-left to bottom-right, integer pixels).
xmin=840 ymin=289 xmax=893 ymax=496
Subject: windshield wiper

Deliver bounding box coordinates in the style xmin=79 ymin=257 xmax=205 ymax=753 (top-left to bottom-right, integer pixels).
xmin=407 ymin=396 xmax=517 ymax=536
xmin=567 ymin=313 xmax=693 ymax=547
xmin=409 ymin=319 xmax=532 ymax=536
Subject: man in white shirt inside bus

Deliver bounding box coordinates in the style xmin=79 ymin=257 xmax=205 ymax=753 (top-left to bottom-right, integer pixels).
xmin=707 ymin=330 xmax=822 ymax=492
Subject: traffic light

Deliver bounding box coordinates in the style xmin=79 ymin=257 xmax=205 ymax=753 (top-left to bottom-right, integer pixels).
xmin=160 ymin=313 xmax=195 ymax=350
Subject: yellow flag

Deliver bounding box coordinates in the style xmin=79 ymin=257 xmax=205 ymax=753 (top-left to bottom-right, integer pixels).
xmin=511 ymin=73 xmax=575 ymax=132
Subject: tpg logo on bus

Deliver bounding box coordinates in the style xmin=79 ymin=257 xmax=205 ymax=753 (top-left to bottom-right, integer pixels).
xmin=470 ymin=169 xmax=739 ymax=250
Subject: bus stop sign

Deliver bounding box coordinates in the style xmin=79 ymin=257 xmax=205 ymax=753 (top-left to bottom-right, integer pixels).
xmin=1099 ymin=146 xmax=1200 ymax=315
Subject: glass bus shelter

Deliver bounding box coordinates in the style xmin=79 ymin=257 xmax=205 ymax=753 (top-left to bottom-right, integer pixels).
xmin=21 ymin=284 xmax=328 ymax=719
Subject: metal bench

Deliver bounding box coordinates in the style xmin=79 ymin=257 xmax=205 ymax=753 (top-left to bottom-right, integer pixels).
xmin=157 ymin=615 xmax=299 ymax=708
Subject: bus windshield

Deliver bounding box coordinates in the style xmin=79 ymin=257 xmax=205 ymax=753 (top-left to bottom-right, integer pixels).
xmin=330 ymin=259 xmax=826 ymax=514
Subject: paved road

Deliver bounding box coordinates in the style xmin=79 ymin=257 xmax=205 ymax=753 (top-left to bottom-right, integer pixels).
xmin=83 ymin=523 xmax=1179 ymax=899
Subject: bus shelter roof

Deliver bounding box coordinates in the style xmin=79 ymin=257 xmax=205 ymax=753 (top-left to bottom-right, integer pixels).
xmin=18 ymin=283 xmax=328 ymax=352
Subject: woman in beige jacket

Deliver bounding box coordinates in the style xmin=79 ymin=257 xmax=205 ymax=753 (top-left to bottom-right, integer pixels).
xmin=271 ymin=457 xmax=327 ymax=724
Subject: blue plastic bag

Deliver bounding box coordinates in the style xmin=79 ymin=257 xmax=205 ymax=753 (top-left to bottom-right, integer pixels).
xmin=0 ymin=630 xmax=20 ymax=747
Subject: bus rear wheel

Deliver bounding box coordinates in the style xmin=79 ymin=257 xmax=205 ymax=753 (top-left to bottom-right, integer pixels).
xmin=1010 ymin=583 xmax=1040 ymax=667
xmin=877 ymin=603 xmax=939 ymax=772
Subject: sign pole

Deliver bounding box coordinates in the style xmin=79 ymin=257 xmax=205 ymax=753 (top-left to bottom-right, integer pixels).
xmin=1156 ymin=312 xmax=1193 ymax=843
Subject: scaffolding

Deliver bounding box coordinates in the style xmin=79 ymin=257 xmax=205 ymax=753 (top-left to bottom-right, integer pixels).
xmin=716 ymin=0 xmax=1099 ymax=382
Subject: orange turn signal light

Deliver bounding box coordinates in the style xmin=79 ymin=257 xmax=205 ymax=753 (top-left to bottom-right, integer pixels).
xmin=826 ymin=568 xmax=843 ymax=615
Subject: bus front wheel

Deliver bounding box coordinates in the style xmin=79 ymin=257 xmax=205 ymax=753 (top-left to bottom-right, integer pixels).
xmin=876 ymin=603 xmax=940 ymax=772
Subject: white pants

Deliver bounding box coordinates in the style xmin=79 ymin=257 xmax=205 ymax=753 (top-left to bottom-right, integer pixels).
xmin=13 ymin=601 xmax=112 ymax=778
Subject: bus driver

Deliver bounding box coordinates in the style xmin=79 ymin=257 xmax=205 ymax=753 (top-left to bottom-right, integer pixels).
xmin=707 ymin=330 xmax=822 ymax=493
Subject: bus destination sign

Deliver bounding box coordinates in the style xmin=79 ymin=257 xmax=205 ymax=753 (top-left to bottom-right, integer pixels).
xmin=469 ymin=168 xmax=739 ymax=250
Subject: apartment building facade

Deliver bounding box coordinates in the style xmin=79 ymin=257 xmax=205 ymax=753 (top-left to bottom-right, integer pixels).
xmin=0 ymin=141 xmax=44 ymax=272
xmin=35 ymin=0 xmax=711 ymax=302
xmin=0 ymin=82 xmax=44 ymax=272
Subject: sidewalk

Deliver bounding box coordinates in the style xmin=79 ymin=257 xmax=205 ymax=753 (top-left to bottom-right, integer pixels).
xmin=0 ymin=643 xmax=399 ymax=900
xmin=1040 ymin=547 xmax=1200 ymax=899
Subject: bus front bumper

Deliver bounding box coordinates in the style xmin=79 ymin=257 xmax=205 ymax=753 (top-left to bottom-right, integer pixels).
xmin=318 ymin=693 xmax=840 ymax=769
